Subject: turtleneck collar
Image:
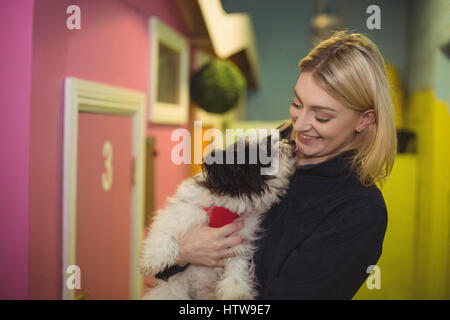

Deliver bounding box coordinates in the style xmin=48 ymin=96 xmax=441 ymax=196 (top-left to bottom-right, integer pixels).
xmin=295 ymin=150 xmax=357 ymax=178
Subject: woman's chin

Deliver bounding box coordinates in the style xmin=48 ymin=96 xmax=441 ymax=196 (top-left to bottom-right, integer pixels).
xmin=296 ymin=145 xmax=316 ymax=158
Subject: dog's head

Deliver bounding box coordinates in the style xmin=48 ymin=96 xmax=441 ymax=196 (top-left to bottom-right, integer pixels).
xmin=198 ymin=131 xmax=297 ymax=199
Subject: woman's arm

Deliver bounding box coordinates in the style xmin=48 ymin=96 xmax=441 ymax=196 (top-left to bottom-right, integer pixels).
xmin=178 ymin=222 xmax=244 ymax=267
xmin=155 ymin=221 xmax=244 ymax=280
xmin=263 ymin=203 xmax=387 ymax=299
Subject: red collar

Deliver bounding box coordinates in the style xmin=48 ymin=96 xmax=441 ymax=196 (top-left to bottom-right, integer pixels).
xmin=203 ymin=206 xmax=239 ymax=228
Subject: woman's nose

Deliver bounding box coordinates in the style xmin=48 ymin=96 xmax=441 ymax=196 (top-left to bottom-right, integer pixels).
xmin=292 ymin=112 xmax=313 ymax=132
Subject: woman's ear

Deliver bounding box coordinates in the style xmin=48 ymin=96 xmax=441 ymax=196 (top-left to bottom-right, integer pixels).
xmin=356 ymin=109 xmax=376 ymax=133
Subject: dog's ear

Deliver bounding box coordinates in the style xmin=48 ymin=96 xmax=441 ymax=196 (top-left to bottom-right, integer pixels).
xmin=277 ymin=121 xmax=293 ymax=140
xmin=201 ymin=149 xmax=231 ymax=180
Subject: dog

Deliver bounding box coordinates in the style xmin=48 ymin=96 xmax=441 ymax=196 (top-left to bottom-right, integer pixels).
xmin=139 ymin=130 xmax=297 ymax=299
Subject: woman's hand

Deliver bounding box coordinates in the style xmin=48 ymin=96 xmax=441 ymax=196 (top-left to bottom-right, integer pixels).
xmin=177 ymin=221 xmax=244 ymax=267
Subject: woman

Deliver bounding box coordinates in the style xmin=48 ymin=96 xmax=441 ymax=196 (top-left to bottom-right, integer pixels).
xmin=156 ymin=31 xmax=397 ymax=299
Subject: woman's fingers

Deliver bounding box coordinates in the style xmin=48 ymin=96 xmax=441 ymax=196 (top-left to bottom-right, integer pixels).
xmin=214 ymin=259 xmax=226 ymax=267
xmin=220 ymin=247 xmax=237 ymax=259
xmin=178 ymin=221 xmax=244 ymax=267
xmin=214 ymin=223 xmax=244 ymax=264
xmin=220 ymin=234 xmax=242 ymax=250
xmin=216 ymin=221 xmax=244 ymax=238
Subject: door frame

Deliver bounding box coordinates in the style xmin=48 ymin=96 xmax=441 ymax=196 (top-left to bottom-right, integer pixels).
xmin=63 ymin=77 xmax=146 ymax=300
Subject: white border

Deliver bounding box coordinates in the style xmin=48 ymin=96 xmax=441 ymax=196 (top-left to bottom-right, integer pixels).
xmin=148 ymin=17 xmax=189 ymax=124
xmin=63 ymin=77 xmax=146 ymax=300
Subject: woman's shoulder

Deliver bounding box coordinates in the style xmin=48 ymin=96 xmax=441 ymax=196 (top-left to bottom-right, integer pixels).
xmin=285 ymin=177 xmax=387 ymax=232
xmin=319 ymin=183 xmax=388 ymax=229
xmin=325 ymin=181 xmax=386 ymax=210
xmin=294 ymin=172 xmax=386 ymax=210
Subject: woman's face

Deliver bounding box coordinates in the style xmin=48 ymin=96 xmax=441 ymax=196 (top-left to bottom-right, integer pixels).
xmin=290 ymin=71 xmax=374 ymax=166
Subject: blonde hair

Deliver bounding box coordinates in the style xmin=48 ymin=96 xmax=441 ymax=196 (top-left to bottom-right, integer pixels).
xmin=283 ymin=31 xmax=397 ymax=187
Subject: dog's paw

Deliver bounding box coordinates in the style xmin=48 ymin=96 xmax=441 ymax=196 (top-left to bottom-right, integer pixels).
xmin=140 ymin=233 xmax=179 ymax=276
xmin=139 ymin=260 xmax=157 ymax=277
xmin=216 ymin=277 xmax=254 ymax=300
xmin=220 ymin=291 xmax=253 ymax=300
xmin=139 ymin=252 xmax=176 ymax=276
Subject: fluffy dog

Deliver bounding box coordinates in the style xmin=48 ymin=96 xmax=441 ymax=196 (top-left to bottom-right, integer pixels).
xmin=139 ymin=132 xmax=297 ymax=300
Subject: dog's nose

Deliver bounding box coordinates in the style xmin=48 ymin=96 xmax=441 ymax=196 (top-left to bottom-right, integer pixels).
xmin=288 ymin=140 xmax=296 ymax=147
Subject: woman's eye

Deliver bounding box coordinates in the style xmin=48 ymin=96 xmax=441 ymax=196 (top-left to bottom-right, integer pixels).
xmin=316 ymin=118 xmax=330 ymax=123
xmin=292 ymin=103 xmax=302 ymax=109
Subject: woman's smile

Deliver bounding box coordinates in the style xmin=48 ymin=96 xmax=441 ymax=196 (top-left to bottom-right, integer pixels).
xmin=296 ymin=132 xmax=322 ymax=150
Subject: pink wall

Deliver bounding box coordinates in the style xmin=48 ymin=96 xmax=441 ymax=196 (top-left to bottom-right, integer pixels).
xmin=28 ymin=0 xmax=190 ymax=299
xmin=145 ymin=127 xmax=190 ymax=210
xmin=0 ymin=0 xmax=34 ymax=300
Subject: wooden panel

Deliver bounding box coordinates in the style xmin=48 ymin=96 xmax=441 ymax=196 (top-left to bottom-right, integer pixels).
xmin=145 ymin=137 xmax=157 ymax=227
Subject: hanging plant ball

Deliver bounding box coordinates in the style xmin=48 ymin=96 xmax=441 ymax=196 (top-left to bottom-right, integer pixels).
xmin=191 ymin=59 xmax=247 ymax=114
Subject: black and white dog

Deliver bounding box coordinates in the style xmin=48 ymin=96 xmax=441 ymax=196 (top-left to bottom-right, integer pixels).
xmin=140 ymin=128 xmax=297 ymax=299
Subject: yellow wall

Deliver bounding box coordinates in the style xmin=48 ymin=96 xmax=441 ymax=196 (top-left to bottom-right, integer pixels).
xmin=407 ymin=89 xmax=450 ymax=299
xmin=354 ymin=155 xmax=418 ymax=299
xmin=355 ymin=89 xmax=450 ymax=300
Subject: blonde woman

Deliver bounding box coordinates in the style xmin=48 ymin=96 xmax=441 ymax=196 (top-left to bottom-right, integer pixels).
xmin=157 ymin=31 xmax=397 ymax=299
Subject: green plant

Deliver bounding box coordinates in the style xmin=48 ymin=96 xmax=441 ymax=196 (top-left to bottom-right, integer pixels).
xmin=191 ymin=59 xmax=246 ymax=114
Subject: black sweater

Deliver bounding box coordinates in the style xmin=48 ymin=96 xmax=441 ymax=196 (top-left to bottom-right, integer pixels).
xmin=155 ymin=150 xmax=388 ymax=300
xmin=254 ymin=150 xmax=388 ymax=299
